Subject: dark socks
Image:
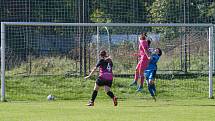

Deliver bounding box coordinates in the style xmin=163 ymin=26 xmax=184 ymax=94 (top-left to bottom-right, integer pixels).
xmin=151 ymin=84 xmax=156 ymax=94
xmin=91 ymin=90 xmax=98 ymax=102
xmin=148 ymin=84 xmax=156 ymax=96
xmin=107 ymin=91 xmax=115 ymax=99
xmin=148 ymin=85 xmax=154 ymax=96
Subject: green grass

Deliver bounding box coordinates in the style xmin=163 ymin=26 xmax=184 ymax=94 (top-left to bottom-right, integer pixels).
xmin=4 ymin=75 xmax=211 ymax=101
xmin=0 ymin=99 xmax=215 ymax=121
xmin=1 ymin=74 xmax=215 ymax=121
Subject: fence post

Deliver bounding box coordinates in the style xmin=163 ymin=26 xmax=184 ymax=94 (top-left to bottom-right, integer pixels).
xmin=1 ymin=23 xmax=6 ymax=102
xmin=209 ymin=26 xmax=213 ymax=99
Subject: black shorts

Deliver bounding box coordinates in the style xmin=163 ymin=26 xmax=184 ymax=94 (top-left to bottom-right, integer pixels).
xmin=96 ymin=78 xmax=113 ymax=87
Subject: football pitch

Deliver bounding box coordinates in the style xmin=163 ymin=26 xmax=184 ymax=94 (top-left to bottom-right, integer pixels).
xmin=0 ymin=99 xmax=215 ymax=121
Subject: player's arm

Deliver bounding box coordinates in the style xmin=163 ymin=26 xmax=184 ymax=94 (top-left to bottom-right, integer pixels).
xmin=84 ymin=59 xmax=101 ymax=79
xmin=84 ymin=66 xmax=97 ymax=79
xmin=141 ymin=44 xmax=150 ymax=59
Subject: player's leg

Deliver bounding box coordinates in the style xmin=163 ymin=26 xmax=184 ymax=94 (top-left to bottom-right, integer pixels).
xmin=136 ymin=69 xmax=144 ymax=92
xmin=136 ymin=61 xmax=148 ymax=92
xmin=145 ymin=70 xmax=150 ymax=89
xmin=87 ymin=83 xmax=100 ymax=106
xmin=130 ymin=63 xmax=141 ymax=86
xmin=150 ymin=80 xmax=156 ymax=96
xmin=87 ymin=78 xmax=102 ymax=106
xmin=144 ymin=70 xmax=153 ymax=95
xmin=148 ymin=80 xmax=156 ymax=102
xmin=104 ymin=81 xmax=117 ymax=106
xmin=148 ymin=81 xmax=155 ymax=96
xmin=150 ymin=70 xmax=157 ymax=96
xmin=139 ymin=68 xmax=145 ymax=89
xmin=147 ymin=70 xmax=157 ymax=101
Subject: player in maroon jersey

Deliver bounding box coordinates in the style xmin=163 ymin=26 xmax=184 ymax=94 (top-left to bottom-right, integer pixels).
xmin=85 ymin=50 xmax=117 ymax=106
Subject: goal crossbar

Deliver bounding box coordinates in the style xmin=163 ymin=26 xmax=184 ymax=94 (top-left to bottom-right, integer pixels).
xmin=1 ymin=22 xmax=214 ymax=27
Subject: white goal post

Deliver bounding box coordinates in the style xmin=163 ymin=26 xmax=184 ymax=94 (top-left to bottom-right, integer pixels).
xmin=1 ymin=22 xmax=214 ymax=101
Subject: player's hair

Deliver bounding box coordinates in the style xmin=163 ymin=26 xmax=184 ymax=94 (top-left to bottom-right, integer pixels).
xmin=99 ymin=50 xmax=108 ymax=57
xmin=156 ymin=48 xmax=162 ymax=56
xmin=106 ymin=58 xmax=112 ymax=63
xmin=142 ymin=32 xmax=147 ymax=37
xmin=140 ymin=32 xmax=147 ymax=40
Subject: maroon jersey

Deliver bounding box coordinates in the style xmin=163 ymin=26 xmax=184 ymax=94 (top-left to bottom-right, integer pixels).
xmin=96 ymin=58 xmax=113 ymax=81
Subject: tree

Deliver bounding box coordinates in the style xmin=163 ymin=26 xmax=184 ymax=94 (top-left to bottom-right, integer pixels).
xmin=207 ymin=2 xmax=215 ymax=21
xmin=198 ymin=1 xmax=215 ymax=23
xmin=149 ymin=0 xmax=182 ymax=23
xmin=90 ymin=8 xmax=112 ymax=23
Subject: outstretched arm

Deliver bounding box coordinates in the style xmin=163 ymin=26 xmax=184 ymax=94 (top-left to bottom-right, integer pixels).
xmin=141 ymin=44 xmax=150 ymax=59
xmin=84 ymin=67 xmax=97 ymax=79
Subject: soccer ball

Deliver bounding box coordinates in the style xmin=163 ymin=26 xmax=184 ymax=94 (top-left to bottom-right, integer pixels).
xmin=47 ymin=94 xmax=55 ymax=101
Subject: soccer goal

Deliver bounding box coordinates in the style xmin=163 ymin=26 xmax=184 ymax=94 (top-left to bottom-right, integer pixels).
xmin=1 ymin=22 xmax=214 ymax=101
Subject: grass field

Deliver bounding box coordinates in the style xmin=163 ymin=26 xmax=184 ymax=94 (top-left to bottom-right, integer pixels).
xmin=4 ymin=75 xmax=210 ymax=101
xmin=0 ymin=99 xmax=215 ymax=121
xmin=1 ymin=75 xmax=214 ymax=121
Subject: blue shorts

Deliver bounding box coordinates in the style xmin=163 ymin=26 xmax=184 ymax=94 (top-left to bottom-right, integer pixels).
xmin=144 ymin=70 xmax=156 ymax=84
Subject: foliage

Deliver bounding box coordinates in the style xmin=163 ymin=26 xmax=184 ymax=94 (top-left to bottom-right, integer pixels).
xmin=90 ymin=8 xmax=112 ymax=23
xmin=7 ymin=56 xmax=78 ymax=76
xmin=198 ymin=1 xmax=215 ymax=22
xmin=1 ymin=0 xmax=215 ymax=23
xmin=149 ymin=0 xmax=181 ymax=40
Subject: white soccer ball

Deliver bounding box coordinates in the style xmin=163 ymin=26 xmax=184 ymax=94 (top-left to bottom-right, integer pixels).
xmin=47 ymin=94 xmax=55 ymax=101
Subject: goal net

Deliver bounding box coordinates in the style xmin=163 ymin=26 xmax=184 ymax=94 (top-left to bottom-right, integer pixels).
xmin=1 ymin=22 xmax=214 ymax=101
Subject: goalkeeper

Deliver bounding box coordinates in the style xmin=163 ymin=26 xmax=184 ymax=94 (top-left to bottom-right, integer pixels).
xmin=130 ymin=33 xmax=150 ymax=92
xmin=144 ymin=48 xmax=162 ymax=101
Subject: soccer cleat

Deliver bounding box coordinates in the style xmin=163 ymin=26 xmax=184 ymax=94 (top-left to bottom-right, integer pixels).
xmin=136 ymin=85 xmax=143 ymax=92
xmin=129 ymin=81 xmax=137 ymax=86
xmin=113 ymin=96 xmax=118 ymax=106
xmin=86 ymin=100 xmax=94 ymax=106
